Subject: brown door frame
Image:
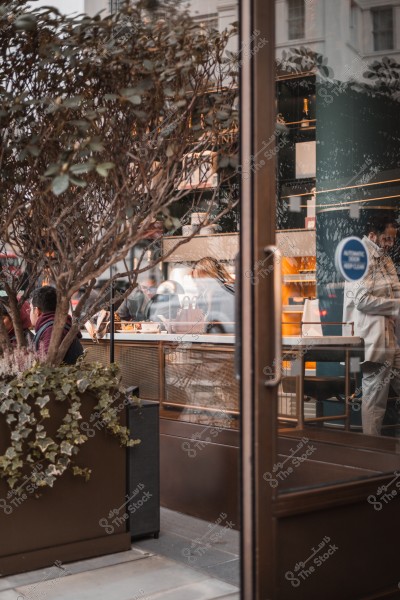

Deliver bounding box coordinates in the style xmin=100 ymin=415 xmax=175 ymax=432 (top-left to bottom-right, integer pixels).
xmin=240 ymin=0 xmax=277 ymax=598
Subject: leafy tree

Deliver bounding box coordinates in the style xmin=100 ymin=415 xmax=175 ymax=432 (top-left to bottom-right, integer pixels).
xmin=0 ymin=0 xmax=238 ymax=364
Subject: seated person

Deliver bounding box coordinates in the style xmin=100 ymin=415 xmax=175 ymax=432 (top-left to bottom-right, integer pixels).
xmin=30 ymin=286 xmax=83 ymax=364
xmin=144 ymin=282 xmax=183 ymax=324
xmin=141 ymin=275 xmax=158 ymax=299
xmin=0 ymin=300 xmax=33 ymax=346
xmin=117 ymin=285 xmax=149 ymax=321
xmin=192 ymin=257 xmax=235 ymax=334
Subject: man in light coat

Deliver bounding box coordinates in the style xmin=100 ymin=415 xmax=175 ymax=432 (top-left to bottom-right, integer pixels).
xmin=343 ymin=216 xmax=400 ymax=436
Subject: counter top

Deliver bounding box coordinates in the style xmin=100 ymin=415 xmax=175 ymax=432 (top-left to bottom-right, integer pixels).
xmin=81 ymin=333 xmax=363 ymax=348
xmin=81 ymin=332 xmax=235 ymax=345
xmin=282 ymin=336 xmax=363 ymax=347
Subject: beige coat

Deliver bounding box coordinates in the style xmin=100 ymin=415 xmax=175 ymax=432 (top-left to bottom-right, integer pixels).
xmin=342 ymin=236 xmax=400 ymax=363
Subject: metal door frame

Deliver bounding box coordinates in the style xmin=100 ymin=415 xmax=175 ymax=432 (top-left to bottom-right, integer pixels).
xmin=240 ymin=0 xmax=277 ymax=598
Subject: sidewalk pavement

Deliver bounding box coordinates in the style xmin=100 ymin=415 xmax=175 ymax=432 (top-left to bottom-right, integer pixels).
xmin=0 ymin=509 xmax=240 ymax=600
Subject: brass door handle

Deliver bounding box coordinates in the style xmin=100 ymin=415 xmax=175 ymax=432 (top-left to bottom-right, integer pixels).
xmin=264 ymin=245 xmax=282 ymax=387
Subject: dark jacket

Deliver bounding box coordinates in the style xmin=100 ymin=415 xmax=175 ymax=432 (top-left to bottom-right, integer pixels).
xmin=34 ymin=313 xmax=83 ymax=364
xmin=117 ymin=287 xmax=149 ymax=322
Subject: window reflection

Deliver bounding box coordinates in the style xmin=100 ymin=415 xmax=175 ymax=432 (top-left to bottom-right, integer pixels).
xmin=276 ymin=1 xmax=400 ymax=439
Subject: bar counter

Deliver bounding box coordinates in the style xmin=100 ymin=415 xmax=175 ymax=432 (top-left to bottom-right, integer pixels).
xmin=81 ymin=331 xmax=238 ymax=421
xmin=81 ymin=332 xmax=367 ymax=525
xmin=81 ymin=332 xmax=235 ymax=344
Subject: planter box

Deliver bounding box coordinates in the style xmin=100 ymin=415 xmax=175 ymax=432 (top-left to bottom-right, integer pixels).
xmin=0 ymin=393 xmax=131 ymax=576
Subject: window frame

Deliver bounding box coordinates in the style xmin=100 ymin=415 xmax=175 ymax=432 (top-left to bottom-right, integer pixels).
xmin=287 ymin=0 xmax=306 ymax=41
xmin=371 ymin=5 xmax=394 ymax=51
xmin=109 ymin=0 xmax=122 ymax=14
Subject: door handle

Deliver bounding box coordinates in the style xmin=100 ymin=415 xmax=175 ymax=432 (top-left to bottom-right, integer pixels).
xmin=264 ymin=245 xmax=282 ymax=387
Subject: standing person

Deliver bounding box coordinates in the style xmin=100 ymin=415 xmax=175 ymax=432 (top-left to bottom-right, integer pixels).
xmin=30 ymin=286 xmax=83 ymax=364
xmin=192 ymin=257 xmax=235 ymax=333
xmin=343 ymin=216 xmax=400 ymax=436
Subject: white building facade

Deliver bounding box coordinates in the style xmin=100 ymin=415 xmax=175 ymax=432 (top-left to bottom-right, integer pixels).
xmin=82 ymin=0 xmax=400 ymax=82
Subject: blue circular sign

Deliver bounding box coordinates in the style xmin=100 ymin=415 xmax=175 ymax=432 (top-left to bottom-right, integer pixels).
xmin=335 ymin=237 xmax=369 ymax=282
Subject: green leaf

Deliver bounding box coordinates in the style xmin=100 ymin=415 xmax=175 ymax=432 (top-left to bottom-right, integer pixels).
xmin=52 ymin=175 xmax=69 ymax=196
xmin=14 ymin=15 xmax=36 ymax=31
xmin=89 ymin=141 xmax=105 ymax=152
xmin=68 ymin=120 xmax=90 ymax=131
xmin=77 ymin=378 xmax=90 ymax=393
xmin=70 ymin=162 xmax=95 ymax=174
xmin=119 ymin=88 xmax=142 ymax=105
xmin=96 ymin=162 xmax=115 ymax=177
xmin=126 ymin=95 xmax=142 ymax=105
xmin=36 ymin=438 xmax=54 ymax=452
xmin=36 ymin=395 xmax=50 ymax=409
xmin=60 ymin=441 xmax=73 ymax=456
xmin=64 ymin=96 xmax=84 ymax=108
xmin=69 ymin=175 xmax=87 ymax=188
xmin=27 ymin=145 xmax=40 ymax=157
xmin=5 ymin=448 xmax=17 ymax=460
xmin=44 ymin=163 xmax=59 ymax=176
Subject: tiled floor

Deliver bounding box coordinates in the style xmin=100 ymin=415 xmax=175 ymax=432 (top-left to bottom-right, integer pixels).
xmin=0 ymin=509 xmax=240 ymax=600
xmin=133 ymin=508 xmax=240 ymax=588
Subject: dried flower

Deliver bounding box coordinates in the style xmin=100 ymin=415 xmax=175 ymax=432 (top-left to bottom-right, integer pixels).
xmin=0 ymin=346 xmax=45 ymax=381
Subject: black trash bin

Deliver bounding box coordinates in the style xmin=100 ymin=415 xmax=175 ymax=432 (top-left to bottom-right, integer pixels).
xmin=127 ymin=387 xmax=160 ymax=539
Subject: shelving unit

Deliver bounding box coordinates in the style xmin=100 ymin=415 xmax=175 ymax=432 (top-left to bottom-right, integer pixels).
xmin=276 ymin=73 xmax=316 ymax=231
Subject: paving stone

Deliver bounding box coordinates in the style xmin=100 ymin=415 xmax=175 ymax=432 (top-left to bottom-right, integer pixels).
xmin=0 ymin=591 xmax=20 ymax=600
xmin=137 ymin=579 xmax=238 ymax=600
xmin=202 ymin=559 xmax=240 ymax=588
xmin=0 ymin=509 xmax=241 ymax=599
xmin=134 ymin=529 xmax=237 ymax=570
xmin=0 ymin=581 xmax=14 ymax=593
xmin=133 ymin=508 xmax=240 ymax=584
xmin=9 ymin=556 xmax=237 ymax=600
xmin=159 ymin=508 xmax=239 ymax=549
xmin=2 ymin=547 xmax=150 ymax=590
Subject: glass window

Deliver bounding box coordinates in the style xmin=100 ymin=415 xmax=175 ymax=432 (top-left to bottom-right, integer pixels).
xmin=350 ymin=1 xmax=357 ymax=46
xmin=274 ymin=0 xmax=400 ymax=495
xmin=288 ymin=0 xmax=305 ymax=41
xmin=109 ymin=0 xmax=122 ymax=14
xmin=372 ymin=7 xmax=394 ymax=51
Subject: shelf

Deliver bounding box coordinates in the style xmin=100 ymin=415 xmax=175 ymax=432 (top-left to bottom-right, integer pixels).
xmin=282 ymin=306 xmax=304 ymax=313
xmin=276 ymin=228 xmax=315 ymax=232
xmin=283 ymin=274 xmax=316 ymax=283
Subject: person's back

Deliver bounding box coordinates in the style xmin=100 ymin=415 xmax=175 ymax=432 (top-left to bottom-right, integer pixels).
xmin=31 ymin=286 xmax=83 ymax=364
